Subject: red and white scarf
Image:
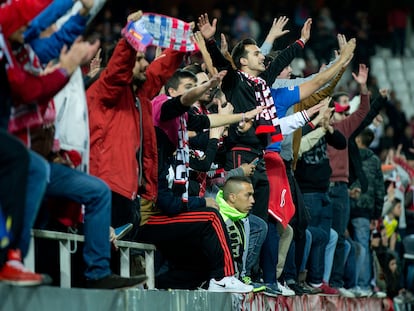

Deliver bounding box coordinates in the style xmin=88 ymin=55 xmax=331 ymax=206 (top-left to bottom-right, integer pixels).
xmin=239 ymin=71 xmax=283 ymax=143
xmin=174 ymin=114 xmax=189 ymax=205
xmin=122 ymin=13 xmax=198 ymax=52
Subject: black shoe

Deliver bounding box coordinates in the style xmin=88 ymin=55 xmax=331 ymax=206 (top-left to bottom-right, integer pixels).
xmin=86 ymin=273 xmax=147 ymax=289
xmin=40 ymin=273 xmax=53 ymax=285
xmin=286 ymin=282 xmax=305 ymax=296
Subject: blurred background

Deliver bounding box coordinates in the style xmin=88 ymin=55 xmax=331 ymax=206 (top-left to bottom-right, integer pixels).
xmin=85 ymin=0 xmax=414 ymax=160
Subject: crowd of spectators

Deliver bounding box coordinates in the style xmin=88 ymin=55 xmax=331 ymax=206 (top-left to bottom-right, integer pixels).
xmin=1 ymin=0 xmax=414 ymax=310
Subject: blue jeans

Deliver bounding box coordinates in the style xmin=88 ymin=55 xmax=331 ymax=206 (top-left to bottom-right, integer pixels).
xmin=300 ymin=229 xmax=312 ymax=272
xmin=46 ymin=163 xmax=111 ymax=280
xmin=244 ymin=214 xmax=267 ymax=277
xmin=284 ymin=240 xmax=297 ymax=282
xmin=302 ymin=192 xmax=332 ymax=235
xmin=306 ymin=226 xmax=329 ymax=284
xmin=323 ymin=229 xmax=338 ymax=283
xmin=329 ymin=182 xmax=350 ymax=288
xmin=19 ymin=151 xmax=50 ymax=258
xmin=351 ymin=217 xmax=371 ymax=289
xmin=260 ymin=218 xmax=280 ymax=284
xmin=344 ymin=238 xmax=365 ymax=289
xmin=343 ymin=238 xmax=353 ymax=288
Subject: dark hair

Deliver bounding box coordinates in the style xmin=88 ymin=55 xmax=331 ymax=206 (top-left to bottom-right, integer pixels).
xmin=264 ymin=50 xmax=282 ymax=68
xmin=358 ymin=128 xmax=375 ymax=147
xmin=231 ymin=38 xmax=257 ymax=69
xmin=183 ymin=63 xmax=204 ymax=75
xmin=164 ymin=69 xmax=197 ymax=96
xmin=223 ymin=176 xmax=252 ymax=200
xmin=329 ymin=91 xmax=349 ymax=107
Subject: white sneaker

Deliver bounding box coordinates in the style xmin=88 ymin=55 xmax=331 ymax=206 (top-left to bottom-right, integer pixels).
xmin=208 ymin=276 xmax=253 ymax=293
xmin=277 ymin=281 xmax=295 ymax=296
xmin=371 ymin=291 xmax=387 ymax=298
xmin=338 ymin=287 xmax=356 ymax=298
xmin=356 ymin=287 xmax=372 ymax=297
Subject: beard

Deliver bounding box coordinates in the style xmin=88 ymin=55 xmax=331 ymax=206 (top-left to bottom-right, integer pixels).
xmin=132 ymin=75 xmax=146 ymax=88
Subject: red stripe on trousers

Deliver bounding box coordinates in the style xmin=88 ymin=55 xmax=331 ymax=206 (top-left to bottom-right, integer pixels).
xmin=146 ymin=211 xmax=235 ymax=276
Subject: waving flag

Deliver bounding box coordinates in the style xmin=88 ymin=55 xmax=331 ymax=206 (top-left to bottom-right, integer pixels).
xmin=122 ymin=13 xmax=198 ymax=52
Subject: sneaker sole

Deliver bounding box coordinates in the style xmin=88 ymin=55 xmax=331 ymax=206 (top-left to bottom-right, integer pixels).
xmin=0 ymin=279 xmax=43 ymax=286
xmin=208 ymin=289 xmax=253 ymax=293
xmin=263 ymin=291 xmax=280 ymax=297
xmin=252 ymin=287 xmax=267 ymax=293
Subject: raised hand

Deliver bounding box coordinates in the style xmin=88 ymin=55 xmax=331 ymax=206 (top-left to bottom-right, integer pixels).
xmin=300 ymin=18 xmax=312 ymax=43
xmin=264 ymin=16 xmax=290 ymax=43
xmin=379 ymin=88 xmax=389 ymax=98
xmin=197 ymin=13 xmax=217 ymax=40
xmin=194 ymin=31 xmax=206 ymax=49
xmin=306 ymin=99 xmax=327 ymax=118
xmin=308 ymin=96 xmax=331 ymax=127
xmin=59 ymin=37 xmax=101 ymax=75
xmin=87 ymin=48 xmax=102 ymax=78
xmin=193 ymin=31 xmax=218 ymax=75
xmin=127 ymin=10 xmax=143 ymax=22
xmin=352 ymin=63 xmax=369 ymax=86
xmin=208 ymin=70 xmax=227 ymax=89
xmin=79 ymin=0 xmax=94 ymax=16
xmin=337 ymin=34 xmax=348 ymax=54
xmin=220 ymin=33 xmax=229 ymax=55
xmin=338 ymin=38 xmax=356 ymax=66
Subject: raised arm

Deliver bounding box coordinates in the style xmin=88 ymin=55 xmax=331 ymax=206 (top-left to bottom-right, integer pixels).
xmin=297 ymin=38 xmax=355 ymax=100
xmin=180 ymin=70 xmax=227 ymax=106
xmin=193 ymin=31 xmax=218 ymax=75
xmin=261 ymin=18 xmax=312 ymax=84
xmin=8 ymin=37 xmax=99 ymax=104
xmin=138 ymin=48 xmax=186 ymax=100
xmin=260 ymin=16 xmax=290 ymax=55
xmin=93 ymin=11 xmax=142 ymax=105
xmin=29 ymin=4 xmax=92 ymax=64
xmin=198 ymin=13 xmax=237 ymax=73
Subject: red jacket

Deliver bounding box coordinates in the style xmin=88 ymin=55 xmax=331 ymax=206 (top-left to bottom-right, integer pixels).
xmin=328 ymin=94 xmax=370 ymax=183
xmin=87 ymin=38 xmax=184 ymax=202
xmin=6 ymin=42 xmax=69 ymax=145
xmin=0 ymin=0 xmax=52 ymax=38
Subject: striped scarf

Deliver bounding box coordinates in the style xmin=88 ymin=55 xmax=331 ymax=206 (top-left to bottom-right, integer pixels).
xmin=189 ymin=104 xmax=210 ymax=197
xmin=174 ymin=114 xmax=190 ymax=205
xmin=123 ymin=13 xmax=198 ymax=52
xmin=239 ymin=71 xmax=283 ymax=143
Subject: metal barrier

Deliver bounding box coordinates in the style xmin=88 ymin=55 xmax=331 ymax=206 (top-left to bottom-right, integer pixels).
xmin=26 ymin=229 xmax=156 ymax=289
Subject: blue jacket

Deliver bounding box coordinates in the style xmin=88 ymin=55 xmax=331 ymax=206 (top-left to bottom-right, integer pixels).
xmin=24 ymin=0 xmax=74 ymax=41
xmin=24 ymin=0 xmax=87 ymax=64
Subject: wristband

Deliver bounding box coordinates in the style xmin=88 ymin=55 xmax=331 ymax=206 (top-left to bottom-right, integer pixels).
xmin=308 ymin=121 xmax=316 ymax=129
xmin=296 ymin=39 xmax=306 ymax=48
